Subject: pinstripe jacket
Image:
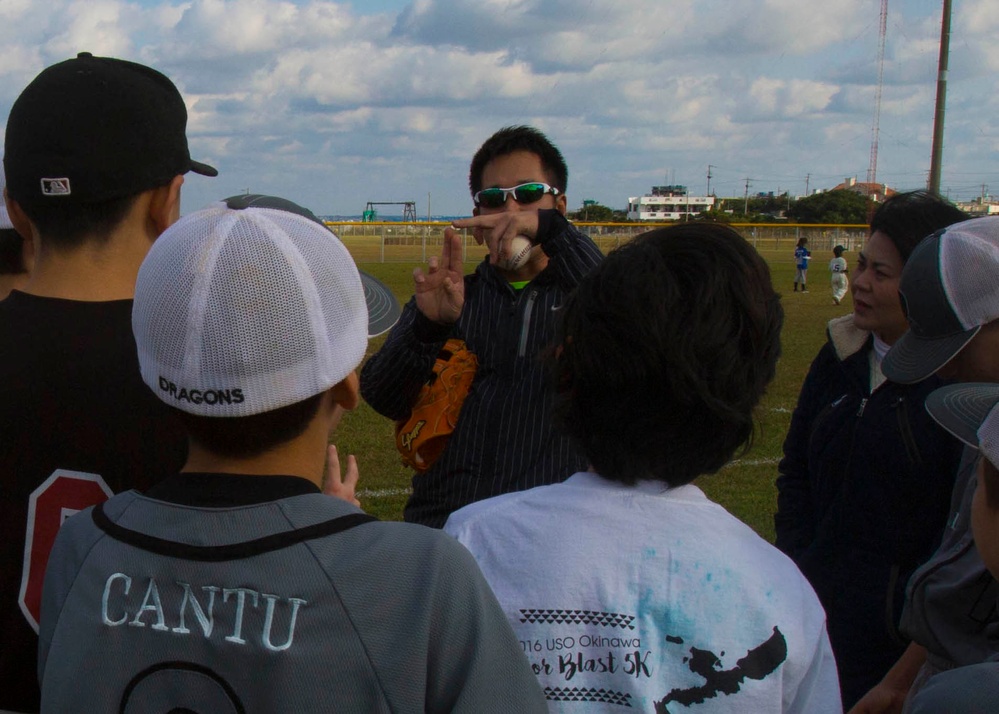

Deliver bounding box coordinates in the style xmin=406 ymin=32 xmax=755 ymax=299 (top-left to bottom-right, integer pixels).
xmin=360 ymin=211 xmax=603 ymax=527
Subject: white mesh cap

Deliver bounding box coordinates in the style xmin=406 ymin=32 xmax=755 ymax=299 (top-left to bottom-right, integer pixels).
xmin=133 ymin=196 xmax=372 ymax=417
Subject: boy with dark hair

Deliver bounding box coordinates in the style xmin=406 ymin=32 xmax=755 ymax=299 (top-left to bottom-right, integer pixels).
xmin=37 ymin=196 xmax=547 ymax=712
xmin=852 ymin=216 xmax=999 ymax=712
xmin=446 ymin=224 xmax=842 ymax=712
xmin=361 ymin=125 xmax=603 ymax=527
xmin=0 ymin=52 xmax=217 ymax=713
xmin=902 ymin=383 xmax=999 ymax=713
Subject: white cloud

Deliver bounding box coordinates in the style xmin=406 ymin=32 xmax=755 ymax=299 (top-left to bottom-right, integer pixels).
xmin=744 ymin=77 xmax=837 ymax=119
xmin=0 ymin=0 xmax=994 ymax=215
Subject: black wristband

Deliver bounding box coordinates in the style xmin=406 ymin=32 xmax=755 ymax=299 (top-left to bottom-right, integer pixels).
xmin=535 ymin=208 xmax=567 ymax=246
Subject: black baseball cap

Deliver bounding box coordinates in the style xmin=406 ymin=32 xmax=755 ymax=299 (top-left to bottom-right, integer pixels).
xmin=4 ymin=52 xmax=217 ymax=209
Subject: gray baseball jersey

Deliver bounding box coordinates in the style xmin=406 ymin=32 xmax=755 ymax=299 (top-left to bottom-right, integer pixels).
xmin=38 ymin=473 xmax=546 ymax=713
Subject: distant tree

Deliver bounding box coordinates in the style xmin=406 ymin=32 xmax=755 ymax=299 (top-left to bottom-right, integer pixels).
xmin=569 ymin=203 xmax=617 ymax=222
xmin=787 ymin=190 xmax=874 ymax=224
xmin=713 ymin=194 xmax=791 ymax=221
xmin=695 ymin=208 xmax=735 ymax=223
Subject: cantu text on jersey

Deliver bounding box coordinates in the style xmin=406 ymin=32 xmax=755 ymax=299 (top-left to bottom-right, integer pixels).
xmin=100 ymin=573 xmax=306 ymax=652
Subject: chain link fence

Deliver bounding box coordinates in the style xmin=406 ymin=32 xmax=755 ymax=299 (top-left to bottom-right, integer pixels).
xmin=325 ymin=221 xmax=869 ymax=264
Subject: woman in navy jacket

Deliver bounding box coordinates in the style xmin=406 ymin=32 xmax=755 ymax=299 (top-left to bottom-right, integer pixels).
xmin=775 ymin=192 xmax=967 ymax=709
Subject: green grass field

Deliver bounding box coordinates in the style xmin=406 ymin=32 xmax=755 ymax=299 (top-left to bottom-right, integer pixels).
xmin=335 ymin=243 xmax=854 ymax=542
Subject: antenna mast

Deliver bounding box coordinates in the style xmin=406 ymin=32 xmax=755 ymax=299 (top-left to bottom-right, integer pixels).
xmin=867 ymin=0 xmax=888 ymax=186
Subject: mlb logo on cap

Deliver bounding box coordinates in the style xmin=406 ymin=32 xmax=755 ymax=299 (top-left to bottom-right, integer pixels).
xmin=41 ymin=179 xmax=71 ymax=197
xmin=882 ymin=216 xmax=999 ymax=384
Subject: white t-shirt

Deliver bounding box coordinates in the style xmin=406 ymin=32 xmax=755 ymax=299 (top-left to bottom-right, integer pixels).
xmin=446 ymin=472 xmax=842 ymax=713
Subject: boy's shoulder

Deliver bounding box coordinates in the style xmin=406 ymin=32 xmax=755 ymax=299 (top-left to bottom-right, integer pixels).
xmin=89 ymin=488 xmax=471 ymax=568
xmin=909 ymin=662 xmax=999 ymax=713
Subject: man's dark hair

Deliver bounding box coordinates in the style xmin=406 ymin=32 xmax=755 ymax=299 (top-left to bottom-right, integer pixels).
xmin=172 ymin=393 xmax=324 ymax=460
xmin=0 ymin=229 xmax=26 ymax=274
xmin=468 ymin=125 xmax=568 ymax=196
xmin=868 ymin=191 xmax=968 ymax=263
xmin=551 ymin=223 xmax=783 ymax=487
xmin=19 ymin=193 xmax=142 ymax=249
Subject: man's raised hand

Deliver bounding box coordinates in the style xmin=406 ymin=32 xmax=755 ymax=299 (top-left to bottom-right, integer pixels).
xmin=452 ymin=211 xmax=540 ymax=268
xmin=414 ymin=227 xmax=465 ymax=324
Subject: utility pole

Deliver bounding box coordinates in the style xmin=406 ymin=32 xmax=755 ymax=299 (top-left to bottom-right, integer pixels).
xmin=805 ymin=173 xmax=811 ymax=196
xmin=928 ymin=0 xmax=952 ymax=195
xmin=706 ymin=165 xmax=714 ymax=196
xmin=743 ymin=178 xmax=751 ymax=215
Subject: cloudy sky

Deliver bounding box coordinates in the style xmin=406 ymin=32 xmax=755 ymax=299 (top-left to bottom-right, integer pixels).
xmin=1 ymin=0 xmax=996 ymax=217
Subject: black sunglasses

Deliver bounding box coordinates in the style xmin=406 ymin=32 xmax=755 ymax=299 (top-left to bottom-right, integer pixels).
xmin=473 ymin=182 xmax=560 ymax=209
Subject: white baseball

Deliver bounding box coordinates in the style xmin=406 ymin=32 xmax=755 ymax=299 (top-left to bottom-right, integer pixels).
xmin=500 ymin=235 xmax=533 ymax=271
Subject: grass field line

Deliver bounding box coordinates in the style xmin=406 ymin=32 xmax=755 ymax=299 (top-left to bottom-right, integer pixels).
xmin=724 ymin=457 xmax=780 ymax=468
xmin=358 ymin=486 xmax=413 ymax=499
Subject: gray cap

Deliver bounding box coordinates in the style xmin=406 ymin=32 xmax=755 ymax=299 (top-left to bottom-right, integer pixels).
xmin=925 ymin=383 xmax=999 ymax=465
xmin=882 ymin=217 xmax=999 ymax=384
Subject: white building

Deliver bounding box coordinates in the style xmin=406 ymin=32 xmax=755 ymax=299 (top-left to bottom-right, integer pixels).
xmin=956 ymin=197 xmax=999 ymax=216
xmin=627 ymin=185 xmax=715 ymax=221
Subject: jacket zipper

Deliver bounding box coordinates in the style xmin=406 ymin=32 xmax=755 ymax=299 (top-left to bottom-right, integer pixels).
xmin=518 ymin=290 xmax=538 ymax=358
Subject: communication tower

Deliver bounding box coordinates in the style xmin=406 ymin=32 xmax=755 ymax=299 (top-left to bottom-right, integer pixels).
xmin=867 ymin=0 xmax=888 ymax=185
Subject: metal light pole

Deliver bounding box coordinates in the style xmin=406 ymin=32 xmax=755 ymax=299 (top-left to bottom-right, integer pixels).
xmin=927 ymin=0 xmax=952 ymax=196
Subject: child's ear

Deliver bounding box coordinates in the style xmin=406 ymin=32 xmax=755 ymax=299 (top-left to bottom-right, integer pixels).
xmin=148 ymin=175 xmax=185 ymax=236
xmin=6 ymin=194 xmax=35 ymax=244
xmin=331 ymin=372 xmax=360 ymax=411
